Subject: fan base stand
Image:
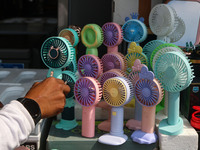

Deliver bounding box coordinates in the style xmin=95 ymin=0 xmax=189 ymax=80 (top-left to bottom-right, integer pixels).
xmin=126 ymin=119 xmax=141 ymax=130
xmin=98 ymin=133 xmax=128 ymax=146
xmin=55 ymin=119 xmax=78 ymax=130
xmin=131 ymin=130 xmax=157 ymax=144
xmin=159 ymin=117 xmax=183 ymax=135
xmin=97 ymin=120 xmax=111 ymax=132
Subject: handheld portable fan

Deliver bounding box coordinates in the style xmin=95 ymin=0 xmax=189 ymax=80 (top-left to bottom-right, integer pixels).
xmin=122 ymin=19 xmax=147 ymax=46
xmin=59 ymin=28 xmax=79 ymax=73
xmin=68 ymin=25 xmax=82 ymax=39
xmin=98 ymin=76 xmax=134 ymax=146
xmin=154 ymin=51 xmax=194 ymax=135
xmin=142 ymin=40 xmax=166 ymax=70
xmin=101 ymin=52 xmax=126 ymax=73
xmin=125 ymin=42 xmax=148 ymax=74
xmin=126 ymin=59 xmax=144 ymax=130
xmin=78 ymin=54 xmax=103 ymax=79
xmin=150 ymin=43 xmax=182 ymax=70
xmin=74 ymin=77 xmax=102 ymax=137
xmin=56 ymin=70 xmax=78 ymax=130
xmin=131 ymin=66 xmax=163 ymax=144
xmin=149 ymin=4 xmax=185 ymax=43
xmin=41 ymin=37 xmax=74 ymax=78
xmin=97 ymin=69 xmax=127 ymax=132
xmin=81 ymin=24 xmax=103 ymax=56
xmin=102 ymin=22 xmax=123 ymax=53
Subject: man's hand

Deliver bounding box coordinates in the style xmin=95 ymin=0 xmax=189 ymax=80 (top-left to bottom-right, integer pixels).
xmin=24 ymin=77 xmax=70 ymax=118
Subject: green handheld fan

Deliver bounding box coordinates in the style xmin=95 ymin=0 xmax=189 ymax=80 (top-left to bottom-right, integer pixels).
xmin=81 ymin=24 xmax=104 ymax=56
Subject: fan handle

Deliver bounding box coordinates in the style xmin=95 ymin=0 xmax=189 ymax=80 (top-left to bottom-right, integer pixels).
xmin=82 ymin=105 xmax=96 ymax=137
xmin=110 ymin=107 xmax=125 ymax=136
xmin=107 ymin=46 xmax=118 ymax=53
xmin=86 ymin=47 xmax=98 ymax=56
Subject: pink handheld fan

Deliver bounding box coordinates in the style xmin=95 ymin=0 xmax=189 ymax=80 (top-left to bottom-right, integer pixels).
xmin=101 ymin=52 xmax=126 ymax=73
xmin=74 ymin=77 xmax=102 ymax=137
xmin=126 ymin=59 xmax=144 ymax=130
xmin=97 ymin=69 xmax=127 ymax=132
xmin=78 ymin=54 xmax=103 ymax=79
xmin=131 ymin=66 xmax=163 ymax=144
xmin=102 ymin=22 xmax=123 ymax=53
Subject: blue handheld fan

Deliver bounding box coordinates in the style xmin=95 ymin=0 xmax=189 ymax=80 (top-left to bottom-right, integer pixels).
xmin=154 ymin=51 xmax=194 ymax=135
xmin=55 ymin=70 xmax=78 ymax=130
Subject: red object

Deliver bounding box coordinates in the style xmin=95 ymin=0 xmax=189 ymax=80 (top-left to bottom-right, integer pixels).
xmin=190 ymin=106 xmax=200 ymax=130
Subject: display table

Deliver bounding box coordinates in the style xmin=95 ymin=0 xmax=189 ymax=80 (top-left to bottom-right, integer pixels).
xmin=47 ymin=120 xmax=158 ymax=150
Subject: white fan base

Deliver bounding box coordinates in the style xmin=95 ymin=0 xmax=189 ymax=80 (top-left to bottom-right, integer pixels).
xmin=98 ymin=133 xmax=128 ymax=146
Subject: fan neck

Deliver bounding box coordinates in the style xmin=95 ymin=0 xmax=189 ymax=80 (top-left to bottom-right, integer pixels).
xmin=107 ymin=47 xmax=118 ymax=53
xmin=86 ymin=48 xmax=98 ymax=56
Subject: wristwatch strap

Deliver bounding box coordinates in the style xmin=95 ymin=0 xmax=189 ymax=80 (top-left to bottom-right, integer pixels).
xmin=17 ymin=98 xmax=41 ymax=125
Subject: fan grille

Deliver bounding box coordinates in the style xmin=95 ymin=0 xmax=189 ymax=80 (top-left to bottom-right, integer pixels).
xmin=125 ymin=52 xmax=148 ymax=74
xmin=78 ymin=54 xmax=103 ymax=78
xmin=149 ymin=4 xmax=175 ymax=36
xmin=102 ymin=22 xmax=123 ymax=47
xmin=74 ymin=77 xmax=102 ymax=106
xmin=62 ymin=71 xmax=77 ymax=99
xmin=41 ymin=37 xmax=74 ymax=68
xmin=122 ymin=19 xmax=147 ymax=43
xmin=81 ymin=24 xmax=103 ymax=48
xmin=135 ymin=78 xmax=161 ymax=106
xmin=154 ymin=51 xmax=194 ymax=92
xmin=101 ymin=52 xmax=126 ymax=72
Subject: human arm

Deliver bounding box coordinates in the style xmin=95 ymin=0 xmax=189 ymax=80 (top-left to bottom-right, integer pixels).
xmin=0 ymin=77 xmax=70 ymax=150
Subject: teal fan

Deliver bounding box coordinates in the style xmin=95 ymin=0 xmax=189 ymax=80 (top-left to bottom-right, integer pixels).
xmin=154 ymin=51 xmax=194 ymax=135
xmin=55 ymin=70 xmax=78 ymax=130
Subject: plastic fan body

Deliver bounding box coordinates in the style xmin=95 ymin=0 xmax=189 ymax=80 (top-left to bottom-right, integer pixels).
xmin=154 ymin=51 xmax=194 ymax=135
xmin=126 ymin=59 xmax=144 ymax=130
xmin=102 ymin=22 xmax=123 ymax=53
xmin=131 ymin=66 xmax=163 ymax=144
xmin=78 ymin=54 xmax=103 ymax=79
xmin=56 ymin=71 xmax=78 ymax=130
xmin=142 ymin=40 xmax=166 ymax=70
xmin=74 ymin=77 xmax=102 ymax=137
xmin=149 ymin=4 xmax=185 ymax=43
xmin=122 ymin=19 xmax=147 ymax=45
xmin=101 ymin=52 xmax=126 ymax=72
xmin=98 ymin=77 xmax=134 ymax=145
xmin=81 ymin=24 xmax=103 ymax=56
xmin=97 ymin=69 xmax=127 ymax=132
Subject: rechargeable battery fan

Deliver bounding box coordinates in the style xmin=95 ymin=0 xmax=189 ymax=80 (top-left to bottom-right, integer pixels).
xmin=122 ymin=19 xmax=147 ymax=47
xmin=131 ymin=66 xmax=163 ymax=144
xmin=102 ymin=22 xmax=123 ymax=53
xmin=55 ymin=70 xmax=78 ymax=130
xmin=154 ymin=51 xmax=194 ymax=135
xmin=125 ymin=42 xmax=148 ymax=74
xmin=78 ymin=54 xmax=103 ymax=79
xmin=59 ymin=28 xmax=79 ymax=73
xmin=101 ymin=52 xmax=127 ymax=73
xmin=81 ymin=24 xmax=103 ymax=56
xmin=149 ymin=4 xmax=185 ymax=43
xmin=98 ymin=76 xmax=134 ymax=145
xmin=142 ymin=40 xmax=166 ymax=71
xmin=74 ymin=77 xmax=102 ymax=137
xmin=126 ymin=59 xmax=144 ymax=130
xmin=97 ymin=69 xmax=127 ymax=132
xmin=41 ymin=37 xmax=75 ymax=78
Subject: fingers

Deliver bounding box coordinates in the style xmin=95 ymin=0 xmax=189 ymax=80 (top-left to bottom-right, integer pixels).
xmin=32 ymin=82 xmax=40 ymax=88
xmin=63 ymin=84 xmax=71 ymax=95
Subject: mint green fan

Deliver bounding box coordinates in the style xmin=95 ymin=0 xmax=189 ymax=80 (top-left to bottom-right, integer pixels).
xmin=81 ymin=24 xmax=104 ymax=56
xmin=41 ymin=37 xmax=75 ymax=78
xmin=154 ymin=51 xmax=194 ymax=135
xmin=55 ymin=70 xmax=78 ymax=130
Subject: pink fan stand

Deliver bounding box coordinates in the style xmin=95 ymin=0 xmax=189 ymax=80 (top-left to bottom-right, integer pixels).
xmin=126 ymin=59 xmax=144 ymax=130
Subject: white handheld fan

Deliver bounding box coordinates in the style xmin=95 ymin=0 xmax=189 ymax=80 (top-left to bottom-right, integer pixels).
xmin=154 ymin=51 xmax=194 ymax=135
xmin=149 ymin=4 xmax=185 ymax=43
xmin=98 ymin=76 xmax=133 ymax=146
